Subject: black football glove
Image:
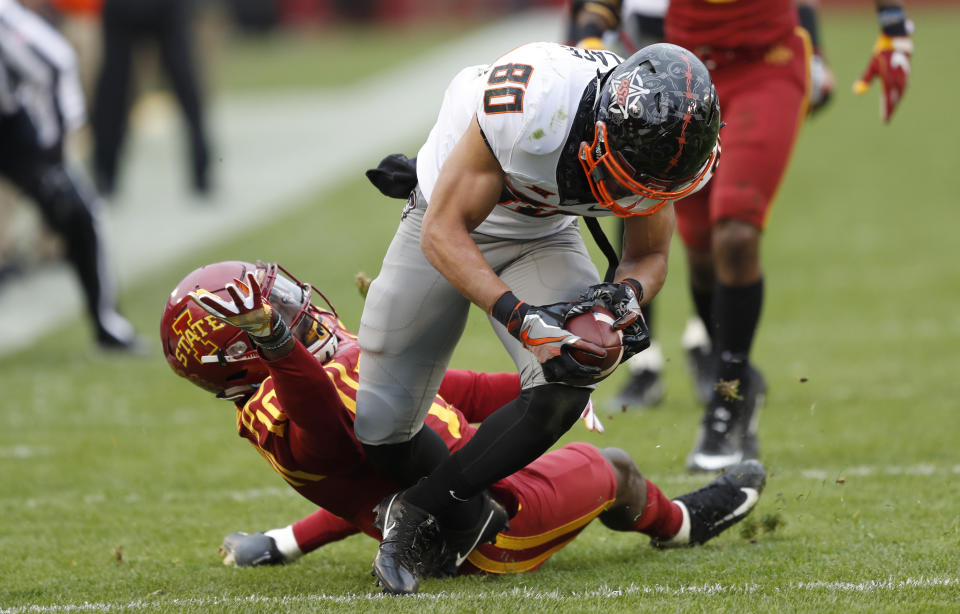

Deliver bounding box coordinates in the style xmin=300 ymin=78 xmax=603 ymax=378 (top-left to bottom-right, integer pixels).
xmin=491 ymin=292 xmax=605 ymax=385
xmin=578 ymin=279 xmax=651 ymax=362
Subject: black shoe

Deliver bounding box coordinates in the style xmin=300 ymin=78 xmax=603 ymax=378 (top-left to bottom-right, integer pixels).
xmin=431 ymin=491 xmax=510 ymax=577
xmin=96 ymin=312 xmax=148 ymax=354
xmin=219 ymin=532 xmax=285 ymax=567
xmin=371 ymin=491 xmax=439 ymax=595
xmin=652 ymin=459 xmax=766 ymax=548
xmin=610 ymin=368 xmax=665 ymax=410
xmin=686 ymin=367 xmax=766 ymax=473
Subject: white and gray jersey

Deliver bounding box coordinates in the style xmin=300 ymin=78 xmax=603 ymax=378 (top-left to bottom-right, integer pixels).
xmin=0 ymin=0 xmax=84 ymax=148
xmin=417 ymin=41 xmax=664 ymax=241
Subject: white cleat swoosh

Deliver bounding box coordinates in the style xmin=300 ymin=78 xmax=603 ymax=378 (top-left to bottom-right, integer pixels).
xmin=380 ymin=495 xmax=397 ymax=538
xmin=714 ymin=487 xmax=760 ymax=527
xmin=454 ymin=509 xmax=496 ymax=568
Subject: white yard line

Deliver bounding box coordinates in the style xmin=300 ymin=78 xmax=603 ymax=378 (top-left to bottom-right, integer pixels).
xmin=1 ymin=577 xmax=957 ymax=612
xmin=0 ymin=9 xmax=564 ymax=357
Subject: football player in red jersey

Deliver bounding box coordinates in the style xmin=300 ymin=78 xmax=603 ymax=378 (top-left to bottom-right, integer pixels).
xmin=161 ymin=260 xmax=766 ymax=589
xmin=568 ymin=0 xmax=913 ymax=472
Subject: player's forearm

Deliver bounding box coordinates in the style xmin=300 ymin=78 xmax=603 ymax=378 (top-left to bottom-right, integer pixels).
xmin=421 ymin=222 xmax=508 ymax=312
xmin=614 ymin=253 xmax=667 ymax=306
xmin=265 ymin=341 xmax=345 ymax=431
xmin=420 ymin=119 xmax=508 ymax=312
xmin=617 ymin=205 xmax=674 ymax=304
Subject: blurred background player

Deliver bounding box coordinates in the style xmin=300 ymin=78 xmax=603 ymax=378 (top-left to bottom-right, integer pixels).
xmin=566 ymin=0 xmax=835 ymax=413
xmin=161 ymin=259 xmax=766 ymax=589
xmin=0 ymin=0 xmax=141 ymax=350
xmin=567 ymin=0 xmax=912 ymax=473
xmin=91 ymin=0 xmax=211 ymax=197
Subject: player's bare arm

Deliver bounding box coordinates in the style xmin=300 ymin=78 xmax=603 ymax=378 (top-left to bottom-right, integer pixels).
xmin=420 ymin=115 xmax=508 ymax=314
xmin=616 ymin=203 xmax=675 ymax=306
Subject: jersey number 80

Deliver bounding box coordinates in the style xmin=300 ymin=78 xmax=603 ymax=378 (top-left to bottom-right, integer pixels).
xmin=483 ymin=63 xmax=533 ymax=115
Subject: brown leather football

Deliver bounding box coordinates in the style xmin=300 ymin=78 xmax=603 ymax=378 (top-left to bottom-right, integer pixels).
xmin=565 ymin=305 xmax=624 ymax=376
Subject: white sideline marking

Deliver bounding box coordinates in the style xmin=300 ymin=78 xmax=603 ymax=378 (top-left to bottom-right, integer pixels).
xmin=1 ymin=577 xmax=956 ymax=612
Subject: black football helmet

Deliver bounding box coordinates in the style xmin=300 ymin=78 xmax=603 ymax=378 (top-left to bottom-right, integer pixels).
xmin=579 ymin=43 xmax=722 ymax=216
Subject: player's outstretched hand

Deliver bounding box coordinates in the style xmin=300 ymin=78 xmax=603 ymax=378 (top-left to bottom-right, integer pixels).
xmin=189 ymin=272 xmax=276 ymax=338
xmin=853 ymin=8 xmax=913 ymax=123
xmin=578 ymin=279 xmax=650 ymax=361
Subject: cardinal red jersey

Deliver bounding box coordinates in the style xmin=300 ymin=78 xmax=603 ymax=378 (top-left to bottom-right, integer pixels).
xmin=235 ymin=324 xmax=483 ymax=539
xmin=666 ymin=0 xmax=796 ymax=52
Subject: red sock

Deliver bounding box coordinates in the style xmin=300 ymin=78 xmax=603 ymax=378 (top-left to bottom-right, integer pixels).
xmin=631 ymin=479 xmax=683 ymax=541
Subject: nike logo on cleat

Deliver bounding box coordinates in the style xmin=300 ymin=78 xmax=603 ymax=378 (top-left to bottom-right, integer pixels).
xmin=713 ymin=487 xmax=759 ymax=528
xmin=454 ymin=509 xmax=496 ymax=568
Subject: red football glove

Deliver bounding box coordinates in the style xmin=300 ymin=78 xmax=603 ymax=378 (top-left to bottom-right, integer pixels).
xmin=853 ymin=33 xmax=912 ymax=123
xmin=189 ymin=272 xmax=276 ymax=338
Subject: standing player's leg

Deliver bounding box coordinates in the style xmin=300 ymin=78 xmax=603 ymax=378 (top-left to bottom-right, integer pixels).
xmin=681 ymin=33 xmax=809 ymax=472
xmin=356 ymin=190 xmax=494 ymax=593
xmin=356 ymin=191 xmax=470 ymax=487
xmin=91 ymin=0 xmax=135 ymax=196
xmin=375 ymin=224 xmax=600 ymax=591
xmin=155 ymin=0 xmax=211 ymax=194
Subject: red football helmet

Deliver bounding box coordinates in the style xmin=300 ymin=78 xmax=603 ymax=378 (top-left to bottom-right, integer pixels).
xmin=161 ymin=260 xmax=339 ymax=400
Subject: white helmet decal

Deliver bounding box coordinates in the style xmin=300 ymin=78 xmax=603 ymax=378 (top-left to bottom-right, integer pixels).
xmin=606 ymin=66 xmax=651 ymax=122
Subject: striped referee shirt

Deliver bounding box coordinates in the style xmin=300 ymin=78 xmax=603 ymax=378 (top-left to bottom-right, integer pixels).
xmin=0 ymin=0 xmax=84 ymax=148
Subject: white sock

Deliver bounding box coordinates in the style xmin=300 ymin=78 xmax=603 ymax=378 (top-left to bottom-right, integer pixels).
xmin=265 ymin=526 xmax=303 ymax=562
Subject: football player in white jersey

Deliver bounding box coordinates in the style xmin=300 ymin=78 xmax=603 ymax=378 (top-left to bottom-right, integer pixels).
xmin=356 ymin=41 xmax=721 ymax=594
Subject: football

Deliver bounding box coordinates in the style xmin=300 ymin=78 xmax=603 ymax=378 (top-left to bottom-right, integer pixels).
xmin=565 ymin=305 xmax=624 ymax=378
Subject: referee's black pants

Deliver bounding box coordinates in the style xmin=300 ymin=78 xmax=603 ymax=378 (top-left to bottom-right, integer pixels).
xmin=92 ymin=0 xmax=210 ymax=195
xmin=1 ymin=110 xmax=116 ymax=340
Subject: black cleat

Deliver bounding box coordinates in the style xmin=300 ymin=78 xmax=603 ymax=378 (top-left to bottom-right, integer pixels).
xmin=431 ymin=491 xmax=510 ymax=577
xmin=96 ymin=312 xmax=148 ymax=355
xmin=372 ymin=491 xmax=439 ymax=595
xmin=687 ymin=367 xmax=766 ymax=473
xmin=219 ymin=532 xmax=285 ymax=567
xmin=653 ymin=459 xmax=766 ymax=548
xmin=610 ymin=368 xmax=665 ymax=410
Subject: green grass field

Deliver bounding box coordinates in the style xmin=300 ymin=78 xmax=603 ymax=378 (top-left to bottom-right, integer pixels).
xmin=2 ymin=8 xmax=959 ymax=613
